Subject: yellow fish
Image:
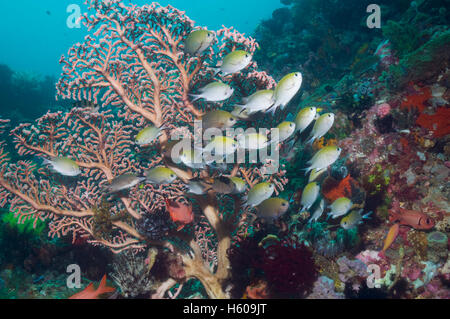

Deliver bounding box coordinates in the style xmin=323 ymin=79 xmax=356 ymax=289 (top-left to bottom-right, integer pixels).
xmin=308 ymin=167 xmax=327 ymax=183
xmin=237 ymin=90 xmax=274 ymax=114
xmin=135 ymin=125 xmax=163 ymax=146
xmin=42 ymin=156 xmax=81 ymax=177
xmin=215 ymin=50 xmax=252 ymax=75
xmin=294 ymin=107 xmax=316 ymax=133
xmin=305 ymin=145 xmax=341 ymax=174
xmin=300 ymin=182 xmax=320 ymax=212
xmin=256 ymin=198 xmax=289 ymax=222
xmin=270 ymin=121 xmax=296 ymax=145
xmin=201 ymin=110 xmax=237 ymax=130
xmin=203 ymin=136 xmax=238 ymax=158
xmin=340 ymin=209 xmax=372 ymax=229
xmin=190 ymin=81 xmax=234 ymax=102
xmin=104 ymin=173 xmax=146 ymax=194
xmin=145 ymin=167 xmax=177 ymax=184
xmin=230 ymin=176 xmax=247 ymax=194
xmin=268 ymin=72 xmax=303 ymax=114
xmin=306 ymin=113 xmax=335 ymax=145
xmin=184 ymin=29 xmax=215 ymax=55
xmin=244 ymin=182 xmax=275 ymax=207
xmin=328 ymin=197 xmax=352 ymax=219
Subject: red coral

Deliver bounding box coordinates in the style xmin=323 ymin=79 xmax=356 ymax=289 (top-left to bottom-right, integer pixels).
xmin=321 ymin=175 xmax=353 ymax=202
xmin=416 ymin=107 xmax=450 ymax=138
xmin=400 ymin=86 xmax=431 ymax=113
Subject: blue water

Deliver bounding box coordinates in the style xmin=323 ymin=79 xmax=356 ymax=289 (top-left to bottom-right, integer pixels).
xmin=0 ymin=0 xmax=281 ymax=76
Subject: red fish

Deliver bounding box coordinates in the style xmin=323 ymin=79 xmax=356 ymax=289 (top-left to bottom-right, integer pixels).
xmin=165 ymin=198 xmax=194 ymax=231
xmin=389 ymin=208 xmax=435 ymax=230
xmin=69 ymin=274 xmax=115 ymax=299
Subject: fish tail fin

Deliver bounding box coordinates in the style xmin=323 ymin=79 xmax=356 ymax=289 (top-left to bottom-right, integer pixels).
xmin=305 ymin=135 xmax=315 ymax=145
xmin=303 ymin=166 xmax=312 ymax=176
xmin=158 ymin=123 xmax=169 ymax=131
xmin=189 ymin=94 xmax=202 ymax=102
xmin=100 ymin=182 xmax=111 ymax=194
xmin=96 ymin=275 xmax=115 ymax=296
xmin=266 ymin=103 xmax=278 ymax=115
xmin=377 ymin=250 xmax=386 ymax=260
xmin=240 ymin=197 xmax=249 ymax=208
xmin=138 ymin=176 xmax=147 ymax=183
xmin=362 ymin=210 xmax=373 ymax=220
xmin=37 ymin=155 xmax=51 ymax=166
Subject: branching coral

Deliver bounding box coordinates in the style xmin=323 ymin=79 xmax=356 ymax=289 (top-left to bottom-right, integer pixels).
xmin=0 ymin=0 xmax=288 ymax=299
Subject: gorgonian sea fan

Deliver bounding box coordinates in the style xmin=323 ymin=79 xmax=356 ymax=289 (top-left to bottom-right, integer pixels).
xmin=0 ymin=0 xmax=288 ymax=299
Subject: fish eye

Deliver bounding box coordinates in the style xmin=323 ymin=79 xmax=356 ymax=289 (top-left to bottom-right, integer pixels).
xmin=171 ymin=174 xmax=175 ymax=178
xmin=230 ymin=118 xmax=235 ymax=122
xmin=426 ymin=218 xmax=430 ymax=224
xmin=295 ymin=73 xmax=298 ymax=77
xmin=337 ymin=147 xmax=341 ymax=151
xmin=310 ymin=107 xmax=314 ymax=111
xmin=282 ymin=202 xmax=286 ymax=206
xmin=328 ymin=114 xmax=331 ymax=117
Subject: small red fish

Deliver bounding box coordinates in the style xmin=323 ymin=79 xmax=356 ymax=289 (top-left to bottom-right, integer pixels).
xmin=389 ymin=208 xmax=435 ymax=230
xmin=69 ymin=274 xmax=115 ymax=299
xmin=165 ymin=198 xmax=194 ymax=231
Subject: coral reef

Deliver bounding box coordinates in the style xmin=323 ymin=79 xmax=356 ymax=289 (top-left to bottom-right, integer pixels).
xmin=307 ymin=276 xmax=344 ymax=299
xmin=0 ymin=0 xmax=448 ymax=300
xmin=427 ymin=231 xmax=448 ymax=264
